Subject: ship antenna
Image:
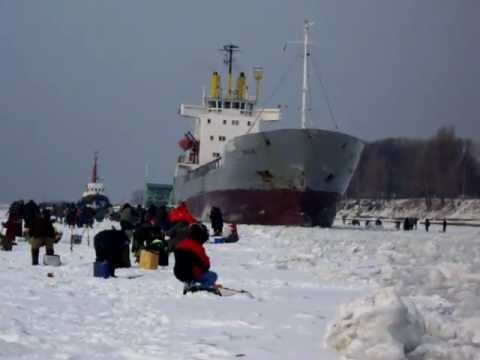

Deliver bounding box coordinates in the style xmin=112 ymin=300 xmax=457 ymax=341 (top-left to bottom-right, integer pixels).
xmin=92 ymin=151 xmax=99 ymax=183
xmin=220 ymin=44 xmax=240 ymax=98
xmin=301 ymin=19 xmax=314 ymax=129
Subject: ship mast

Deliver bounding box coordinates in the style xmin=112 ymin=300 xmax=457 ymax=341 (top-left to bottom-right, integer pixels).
xmin=221 ymin=44 xmax=239 ymax=98
xmin=91 ymin=151 xmax=99 ymax=183
xmin=301 ymin=19 xmax=313 ymax=129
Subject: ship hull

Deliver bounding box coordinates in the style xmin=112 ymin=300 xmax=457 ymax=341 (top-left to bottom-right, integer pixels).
xmin=173 ymin=128 xmax=364 ymax=227
xmin=187 ymin=189 xmax=339 ymax=226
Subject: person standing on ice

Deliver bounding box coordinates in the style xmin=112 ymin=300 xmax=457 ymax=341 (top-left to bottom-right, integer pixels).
xmin=442 ymin=218 xmax=447 ymax=232
xmin=23 ymin=200 xmax=40 ymax=235
xmin=209 ymin=206 xmax=224 ymax=236
xmin=173 ymin=223 xmax=218 ymax=288
xmin=65 ymin=205 xmax=78 ymax=230
xmin=1 ymin=209 xmax=22 ymax=250
xmin=28 ymin=209 xmax=56 ymax=265
xmin=425 ymin=218 xmax=430 ymax=232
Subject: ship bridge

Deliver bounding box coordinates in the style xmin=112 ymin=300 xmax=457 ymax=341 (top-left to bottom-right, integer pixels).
xmin=177 ymin=51 xmax=281 ymax=169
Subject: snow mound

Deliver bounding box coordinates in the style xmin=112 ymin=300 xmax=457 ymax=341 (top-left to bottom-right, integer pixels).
xmin=338 ymin=198 xmax=480 ymax=221
xmin=325 ymin=287 xmax=425 ymax=360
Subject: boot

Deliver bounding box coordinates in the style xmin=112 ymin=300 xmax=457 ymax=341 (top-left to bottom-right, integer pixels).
xmin=109 ymin=264 xmax=116 ymax=278
xmin=31 ymin=248 xmax=40 ymax=265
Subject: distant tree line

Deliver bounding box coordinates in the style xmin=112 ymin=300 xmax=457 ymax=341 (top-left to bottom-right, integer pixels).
xmin=347 ymin=127 xmax=480 ymax=203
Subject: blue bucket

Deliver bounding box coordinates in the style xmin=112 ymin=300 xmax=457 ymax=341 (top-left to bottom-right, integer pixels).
xmin=93 ymin=261 xmax=110 ymax=278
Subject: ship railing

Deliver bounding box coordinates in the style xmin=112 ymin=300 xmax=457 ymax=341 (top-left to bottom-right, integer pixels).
xmin=184 ymin=157 xmax=222 ymax=181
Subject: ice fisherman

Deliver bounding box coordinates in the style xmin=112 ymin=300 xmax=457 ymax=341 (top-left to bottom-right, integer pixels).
xmin=173 ymin=223 xmax=218 ymax=288
xmin=28 ymin=209 xmax=57 ymax=265
xmin=132 ymin=224 xmax=166 ymax=263
xmin=209 ymin=206 xmax=224 ymax=236
xmin=425 ymin=218 xmax=430 ymax=232
xmin=94 ymin=229 xmax=131 ymax=277
xmin=1 ymin=207 xmax=22 ymax=251
xmin=165 ymin=201 xmax=197 ymax=251
xmin=65 ymin=205 xmax=78 ymax=229
xmin=442 ymin=218 xmax=447 ymax=232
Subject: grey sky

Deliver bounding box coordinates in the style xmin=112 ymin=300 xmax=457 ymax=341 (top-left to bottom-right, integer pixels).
xmin=1 ymin=0 xmax=479 ymax=203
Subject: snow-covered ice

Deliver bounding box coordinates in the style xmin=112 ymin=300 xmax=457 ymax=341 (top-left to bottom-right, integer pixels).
xmin=1 ymin=207 xmax=480 ymax=359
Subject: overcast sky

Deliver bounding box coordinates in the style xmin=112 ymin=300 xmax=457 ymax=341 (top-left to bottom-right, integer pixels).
xmin=0 ymin=0 xmax=479 ymax=203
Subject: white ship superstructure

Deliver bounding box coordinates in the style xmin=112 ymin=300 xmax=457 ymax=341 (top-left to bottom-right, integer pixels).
xmin=176 ymin=45 xmax=281 ymax=174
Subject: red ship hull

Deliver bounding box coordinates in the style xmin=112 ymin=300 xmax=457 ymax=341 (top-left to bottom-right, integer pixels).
xmin=186 ymin=189 xmax=340 ymax=227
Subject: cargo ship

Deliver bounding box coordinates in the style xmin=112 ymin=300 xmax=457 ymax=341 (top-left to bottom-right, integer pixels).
xmin=173 ymin=21 xmax=364 ymax=226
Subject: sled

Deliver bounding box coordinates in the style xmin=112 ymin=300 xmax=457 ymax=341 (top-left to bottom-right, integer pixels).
xmin=182 ymin=283 xmax=252 ymax=298
xmin=216 ymin=285 xmax=254 ymax=298
xmin=183 ymin=282 xmax=221 ymax=296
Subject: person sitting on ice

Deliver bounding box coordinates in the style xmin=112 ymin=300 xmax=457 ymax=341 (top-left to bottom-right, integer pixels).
xmin=132 ymin=224 xmax=165 ymax=263
xmin=223 ymin=223 xmax=239 ymax=243
xmin=165 ymin=201 xmax=197 ymax=251
xmin=173 ymin=223 xmax=218 ymax=292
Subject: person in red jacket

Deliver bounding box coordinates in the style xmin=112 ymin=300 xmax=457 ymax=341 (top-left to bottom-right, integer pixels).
xmin=2 ymin=211 xmax=22 ymax=251
xmin=166 ymin=202 xmax=197 ymax=251
xmin=173 ymin=223 xmax=217 ymax=287
xmin=168 ymin=201 xmax=197 ymax=225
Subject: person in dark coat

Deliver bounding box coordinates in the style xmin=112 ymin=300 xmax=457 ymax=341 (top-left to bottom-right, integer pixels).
xmin=79 ymin=206 xmax=95 ymax=228
xmin=442 ymin=218 xmax=447 ymax=232
xmin=29 ymin=209 xmax=57 ymax=265
xmin=395 ymin=220 xmax=401 ymax=230
xmin=209 ymin=206 xmax=224 ymax=236
xmin=23 ymin=200 xmax=40 ymax=232
xmin=403 ymin=218 xmax=414 ymax=231
xmin=119 ymin=203 xmax=135 ymax=232
xmin=9 ymin=200 xmax=24 ymax=220
xmin=173 ymin=223 xmax=217 ymax=287
xmin=65 ymin=205 xmax=78 ymax=229
xmin=156 ymin=205 xmax=171 ymax=231
xmin=135 ymin=204 xmax=146 ymax=228
xmin=425 ymin=218 xmax=431 ymax=232
xmin=132 ymin=225 xmax=165 ymax=262
xmin=146 ymin=204 xmax=158 ymax=225
xmin=94 ymin=229 xmax=131 ymax=277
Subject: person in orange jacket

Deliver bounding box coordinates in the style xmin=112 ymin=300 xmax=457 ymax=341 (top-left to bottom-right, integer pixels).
xmin=173 ymin=223 xmax=217 ymax=287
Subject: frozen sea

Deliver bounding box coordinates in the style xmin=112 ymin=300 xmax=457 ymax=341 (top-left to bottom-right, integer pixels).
xmin=1 ymin=209 xmax=479 ymax=359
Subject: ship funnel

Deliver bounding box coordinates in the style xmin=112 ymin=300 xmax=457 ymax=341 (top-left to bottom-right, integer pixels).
xmin=253 ymin=67 xmax=263 ymax=103
xmin=209 ymin=71 xmax=221 ymax=99
xmin=236 ymin=72 xmax=246 ymax=100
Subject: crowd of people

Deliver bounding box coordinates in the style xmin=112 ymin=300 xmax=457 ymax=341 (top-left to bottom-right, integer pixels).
xmin=93 ymin=201 xmax=236 ymax=291
xmin=343 ymin=214 xmax=448 ymax=232
xmin=1 ymin=199 xmax=238 ymax=292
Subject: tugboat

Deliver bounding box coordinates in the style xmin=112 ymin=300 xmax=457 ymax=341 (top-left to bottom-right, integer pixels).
xmin=79 ymin=152 xmax=111 ymax=212
xmin=173 ymin=21 xmax=364 ymax=226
